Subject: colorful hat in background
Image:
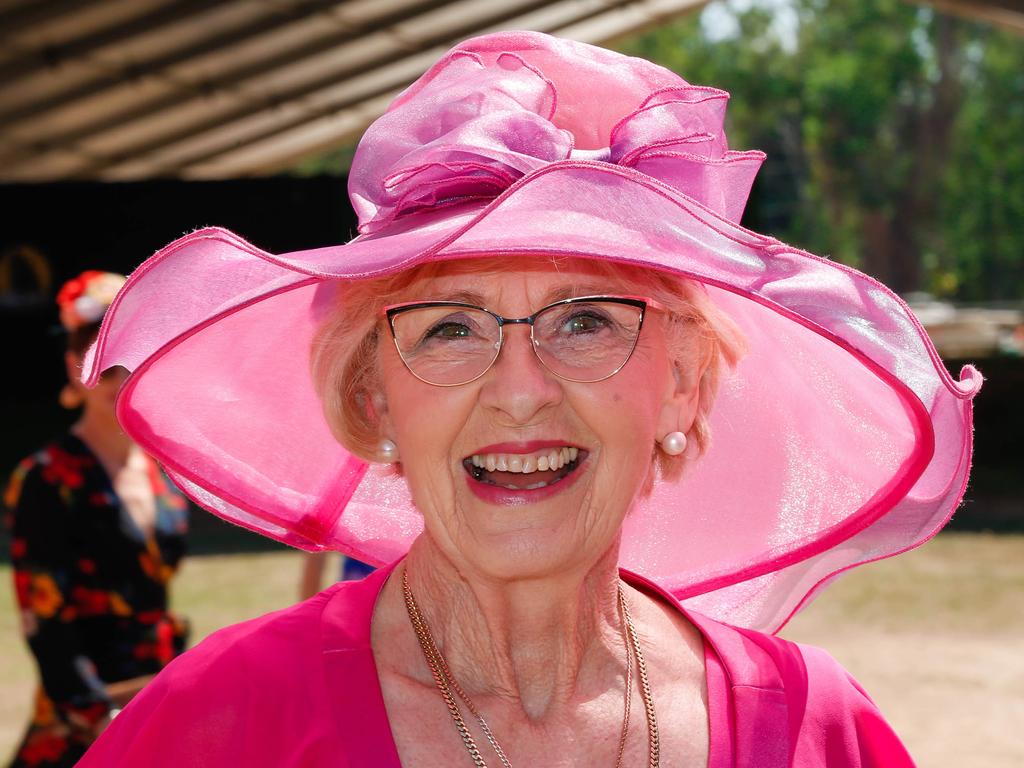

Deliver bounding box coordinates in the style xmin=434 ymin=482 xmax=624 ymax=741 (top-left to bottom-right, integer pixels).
xmin=57 ymin=270 xmax=126 ymax=408
xmin=56 ymin=270 xmax=126 ymax=332
xmin=83 ymin=32 xmax=980 ymax=633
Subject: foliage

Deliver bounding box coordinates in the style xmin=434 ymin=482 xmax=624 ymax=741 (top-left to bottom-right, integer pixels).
xmin=941 ymin=26 xmax=1024 ymax=301
xmin=618 ymin=0 xmax=1024 ymax=300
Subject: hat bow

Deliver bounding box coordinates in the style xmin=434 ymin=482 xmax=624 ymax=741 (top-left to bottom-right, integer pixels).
xmin=349 ymin=50 xmax=766 ymax=234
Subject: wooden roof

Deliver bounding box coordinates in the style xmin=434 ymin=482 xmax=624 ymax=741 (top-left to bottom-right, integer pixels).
xmin=0 ymin=0 xmax=708 ymax=181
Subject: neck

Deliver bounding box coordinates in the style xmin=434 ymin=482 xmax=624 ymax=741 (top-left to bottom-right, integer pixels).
xmin=73 ymin=408 xmax=134 ymax=469
xmin=399 ymin=536 xmax=625 ymax=720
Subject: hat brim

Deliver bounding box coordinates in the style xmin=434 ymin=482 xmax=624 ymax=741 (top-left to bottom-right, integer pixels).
xmin=85 ymin=160 xmax=980 ymax=632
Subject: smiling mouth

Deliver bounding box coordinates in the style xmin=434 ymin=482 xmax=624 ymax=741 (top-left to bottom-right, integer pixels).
xmin=462 ymin=447 xmax=586 ymax=491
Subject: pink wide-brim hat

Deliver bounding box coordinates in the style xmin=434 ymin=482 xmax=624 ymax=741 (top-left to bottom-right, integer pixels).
xmin=84 ymin=31 xmax=980 ymax=633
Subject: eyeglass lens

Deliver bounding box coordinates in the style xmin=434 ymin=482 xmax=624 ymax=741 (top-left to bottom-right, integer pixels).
xmin=389 ymin=300 xmax=644 ymax=385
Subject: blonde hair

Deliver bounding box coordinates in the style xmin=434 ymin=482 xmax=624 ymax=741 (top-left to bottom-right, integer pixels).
xmin=311 ymin=256 xmax=746 ymax=485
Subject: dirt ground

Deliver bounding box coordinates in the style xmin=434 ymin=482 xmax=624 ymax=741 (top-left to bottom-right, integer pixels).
xmin=781 ymin=533 xmax=1024 ymax=767
xmin=2 ymin=532 xmax=1021 ymax=766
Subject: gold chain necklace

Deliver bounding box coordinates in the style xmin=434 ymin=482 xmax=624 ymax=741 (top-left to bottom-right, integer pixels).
xmin=402 ymin=569 xmax=660 ymax=767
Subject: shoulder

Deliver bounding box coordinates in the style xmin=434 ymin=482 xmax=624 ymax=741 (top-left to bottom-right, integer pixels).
xmin=5 ymin=443 xmax=69 ymax=526
xmin=157 ymin=584 xmax=341 ymax=691
xmin=79 ymin=585 xmax=349 ymax=767
xmin=4 ymin=437 xmax=90 ymax=508
xmin=5 ymin=444 xmax=53 ymax=502
xmin=786 ymin=640 xmax=915 ymax=766
xmin=693 ymin=614 xmax=915 ymax=767
xmin=691 ymin=613 xmax=835 ymax=691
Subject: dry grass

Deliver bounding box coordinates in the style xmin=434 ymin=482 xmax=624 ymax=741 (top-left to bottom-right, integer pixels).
xmin=2 ymin=536 xmax=1021 ymax=766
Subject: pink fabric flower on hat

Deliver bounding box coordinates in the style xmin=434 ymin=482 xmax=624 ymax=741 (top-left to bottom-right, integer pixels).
xmin=349 ymin=46 xmax=765 ymax=235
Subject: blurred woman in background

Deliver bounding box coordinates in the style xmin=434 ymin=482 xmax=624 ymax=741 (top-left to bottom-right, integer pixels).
xmin=4 ymin=271 xmax=189 ymax=767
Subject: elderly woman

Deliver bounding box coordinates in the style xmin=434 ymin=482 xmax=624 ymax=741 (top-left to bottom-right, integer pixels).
xmin=78 ymin=32 xmax=979 ymax=767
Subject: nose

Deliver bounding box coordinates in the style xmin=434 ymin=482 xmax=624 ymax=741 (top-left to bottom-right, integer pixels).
xmin=477 ymin=325 xmax=563 ymax=424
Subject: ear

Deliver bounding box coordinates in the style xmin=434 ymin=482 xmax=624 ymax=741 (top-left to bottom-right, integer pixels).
xmin=656 ymin=346 xmax=709 ymax=440
xmin=368 ymin=389 xmax=390 ymax=428
xmin=366 ymin=388 xmax=400 ymax=462
xmin=64 ymin=350 xmax=84 ymax=389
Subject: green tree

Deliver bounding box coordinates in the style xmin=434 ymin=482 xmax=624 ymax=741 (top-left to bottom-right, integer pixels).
xmin=941 ymin=27 xmax=1024 ymax=301
xmin=619 ymin=0 xmax=1024 ymax=300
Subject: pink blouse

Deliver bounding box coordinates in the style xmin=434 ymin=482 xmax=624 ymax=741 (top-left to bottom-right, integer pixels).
xmin=79 ymin=563 xmax=914 ymax=766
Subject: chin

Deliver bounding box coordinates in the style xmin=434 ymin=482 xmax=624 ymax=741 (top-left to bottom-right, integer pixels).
xmin=459 ymin=519 xmax=612 ymax=583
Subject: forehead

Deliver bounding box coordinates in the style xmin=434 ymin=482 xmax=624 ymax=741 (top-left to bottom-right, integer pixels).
xmin=401 ymin=256 xmax=648 ymax=306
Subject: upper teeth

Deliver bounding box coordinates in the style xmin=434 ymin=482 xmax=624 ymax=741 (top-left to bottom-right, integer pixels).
xmin=471 ymin=447 xmax=579 ymax=473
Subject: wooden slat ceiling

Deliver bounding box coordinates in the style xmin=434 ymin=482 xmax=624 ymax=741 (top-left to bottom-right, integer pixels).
xmin=3 ymin=0 xmax=1017 ymax=182
xmin=0 ymin=0 xmax=709 ymax=181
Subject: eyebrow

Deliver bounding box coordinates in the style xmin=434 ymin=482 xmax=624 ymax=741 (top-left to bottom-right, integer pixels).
xmin=543 ymin=284 xmax=609 ymax=303
xmin=433 ymin=284 xmax=612 ymax=307
xmin=435 ymin=290 xmax=487 ymax=304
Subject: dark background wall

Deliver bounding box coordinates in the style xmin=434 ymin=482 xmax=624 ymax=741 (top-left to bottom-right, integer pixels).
xmin=1 ymin=177 xmax=358 ymax=552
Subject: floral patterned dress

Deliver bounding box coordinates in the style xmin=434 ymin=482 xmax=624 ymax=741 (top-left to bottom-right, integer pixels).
xmin=4 ymin=434 xmax=189 ymax=767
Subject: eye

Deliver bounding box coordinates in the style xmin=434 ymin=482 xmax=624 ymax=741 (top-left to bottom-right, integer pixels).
xmin=559 ymin=309 xmax=612 ymax=334
xmin=426 ymin=321 xmax=473 ymax=339
xmin=417 ymin=310 xmax=489 ymax=344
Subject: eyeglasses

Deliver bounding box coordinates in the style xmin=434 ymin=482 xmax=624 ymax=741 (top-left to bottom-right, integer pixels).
xmin=384 ymin=295 xmax=659 ymax=387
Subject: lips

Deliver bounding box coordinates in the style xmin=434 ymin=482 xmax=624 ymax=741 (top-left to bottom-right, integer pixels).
xmin=462 ymin=443 xmax=586 ymax=491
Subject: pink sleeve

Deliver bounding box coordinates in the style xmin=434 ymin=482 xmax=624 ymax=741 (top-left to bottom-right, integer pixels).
xmin=78 ymin=598 xmax=342 ymax=767
xmin=795 ymin=644 xmax=916 ymax=767
xmin=77 ymin=639 xmax=252 ymax=767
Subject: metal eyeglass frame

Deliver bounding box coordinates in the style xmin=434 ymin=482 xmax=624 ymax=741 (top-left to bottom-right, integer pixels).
xmin=383 ymin=294 xmax=663 ymax=387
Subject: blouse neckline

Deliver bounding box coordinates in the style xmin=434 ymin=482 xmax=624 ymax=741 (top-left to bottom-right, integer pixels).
xmin=319 ymin=560 xmax=729 ymax=767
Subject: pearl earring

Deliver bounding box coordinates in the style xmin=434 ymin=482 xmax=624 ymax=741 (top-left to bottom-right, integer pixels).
xmin=380 ymin=439 xmax=399 ymax=462
xmin=660 ymin=431 xmax=687 ymax=456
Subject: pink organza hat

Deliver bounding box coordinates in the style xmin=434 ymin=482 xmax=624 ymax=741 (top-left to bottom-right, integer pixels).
xmin=84 ymin=31 xmax=980 ymax=633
